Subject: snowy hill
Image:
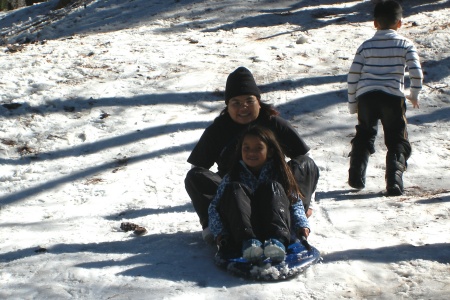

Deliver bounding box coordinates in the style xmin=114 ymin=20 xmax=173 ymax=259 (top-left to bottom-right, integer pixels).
xmin=1 ymin=0 xmax=449 ymax=299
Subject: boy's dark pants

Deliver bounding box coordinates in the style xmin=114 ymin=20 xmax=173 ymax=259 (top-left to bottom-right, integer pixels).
xmin=349 ymin=91 xmax=411 ymax=194
xmin=217 ymin=181 xmax=291 ymax=250
xmin=185 ymin=155 xmax=319 ymax=228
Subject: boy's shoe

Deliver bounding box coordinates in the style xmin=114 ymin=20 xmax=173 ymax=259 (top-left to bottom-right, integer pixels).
xmin=348 ymin=149 xmax=370 ymax=189
xmin=263 ymin=239 xmax=286 ymax=263
xmin=386 ymin=152 xmax=406 ymax=196
xmin=386 ymin=168 xmax=404 ymax=196
xmin=202 ymin=227 xmax=214 ymax=245
xmin=242 ymin=239 xmax=263 ymax=262
xmin=348 ymin=173 xmax=365 ymax=189
xmin=386 ymin=182 xmax=403 ymax=196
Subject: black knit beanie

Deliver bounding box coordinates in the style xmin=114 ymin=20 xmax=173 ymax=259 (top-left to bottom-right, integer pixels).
xmin=225 ymin=67 xmax=261 ymax=103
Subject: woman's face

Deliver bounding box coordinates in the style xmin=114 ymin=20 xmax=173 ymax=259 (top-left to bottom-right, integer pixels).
xmin=241 ymin=134 xmax=270 ymax=173
xmin=227 ymin=95 xmax=261 ymax=125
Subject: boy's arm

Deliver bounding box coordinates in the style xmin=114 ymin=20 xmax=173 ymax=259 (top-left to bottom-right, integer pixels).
xmin=348 ymin=48 xmax=364 ymax=114
xmin=405 ymin=43 xmax=423 ymax=108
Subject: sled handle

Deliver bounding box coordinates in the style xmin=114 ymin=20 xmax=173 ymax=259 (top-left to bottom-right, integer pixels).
xmin=300 ymin=236 xmax=312 ymax=251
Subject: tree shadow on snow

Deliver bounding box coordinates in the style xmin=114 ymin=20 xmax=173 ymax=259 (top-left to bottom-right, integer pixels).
xmin=422 ymin=56 xmax=450 ymax=83
xmin=404 ymin=0 xmax=450 ymax=16
xmin=409 ymin=106 xmax=450 ymax=125
xmin=415 ymin=194 xmax=450 ymax=204
xmin=0 ymin=231 xmax=252 ymax=287
xmin=0 ymin=92 xmax=222 ymax=121
xmin=104 ymin=203 xmax=195 ymax=221
xmin=278 ymin=89 xmax=346 ymax=117
xmin=0 ymin=140 xmax=197 ymax=206
xmin=0 ymin=0 xmax=198 ymax=42
xmin=198 ymin=0 xmax=450 ymax=35
xmin=0 ymin=73 xmax=346 ymax=121
xmin=0 ymin=120 xmax=209 ymax=166
xmin=1 ymin=0 xmax=448 ymax=44
xmin=317 ymin=190 xmax=450 ymax=203
xmin=199 ymin=0 xmax=373 ymax=34
xmin=322 ymin=243 xmax=450 ymax=265
xmin=316 ymin=190 xmax=383 ymax=202
xmin=0 ymin=72 xmax=344 ymax=206
xmin=260 ymin=74 xmax=347 ymax=94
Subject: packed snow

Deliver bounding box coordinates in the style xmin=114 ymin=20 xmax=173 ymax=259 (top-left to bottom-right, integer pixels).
xmin=1 ymin=0 xmax=449 ymax=299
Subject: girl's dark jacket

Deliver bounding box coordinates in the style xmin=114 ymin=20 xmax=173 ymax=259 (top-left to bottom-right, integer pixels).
xmin=208 ymin=160 xmax=310 ymax=239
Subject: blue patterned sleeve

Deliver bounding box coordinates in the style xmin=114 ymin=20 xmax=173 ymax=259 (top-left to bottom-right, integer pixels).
xmin=290 ymin=198 xmax=310 ymax=233
xmin=208 ymin=175 xmax=230 ymax=239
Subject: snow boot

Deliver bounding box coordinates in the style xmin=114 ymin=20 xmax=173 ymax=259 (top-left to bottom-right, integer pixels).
xmin=385 ymin=152 xmax=406 ymax=196
xmin=242 ymin=239 xmax=264 ymax=262
xmin=263 ymin=239 xmax=286 ymax=263
xmin=348 ymin=149 xmax=370 ymax=189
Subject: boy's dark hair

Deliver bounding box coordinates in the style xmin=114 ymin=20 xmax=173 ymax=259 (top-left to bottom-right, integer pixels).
xmin=374 ymin=0 xmax=403 ymax=29
xmin=229 ymin=125 xmax=303 ymax=203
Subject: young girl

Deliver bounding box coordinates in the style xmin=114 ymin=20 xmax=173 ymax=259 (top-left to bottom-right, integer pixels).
xmin=208 ymin=125 xmax=310 ymax=262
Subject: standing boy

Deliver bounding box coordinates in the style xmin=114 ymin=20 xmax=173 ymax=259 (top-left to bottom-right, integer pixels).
xmin=347 ymin=0 xmax=423 ymax=195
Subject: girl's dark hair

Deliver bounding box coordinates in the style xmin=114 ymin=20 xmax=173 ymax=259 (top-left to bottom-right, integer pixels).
xmin=229 ymin=125 xmax=303 ymax=203
xmin=374 ymin=0 xmax=402 ymax=29
xmin=220 ymin=100 xmax=280 ymax=119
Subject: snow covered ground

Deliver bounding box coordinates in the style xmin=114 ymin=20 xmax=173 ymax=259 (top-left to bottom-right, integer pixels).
xmin=1 ymin=0 xmax=449 ymax=299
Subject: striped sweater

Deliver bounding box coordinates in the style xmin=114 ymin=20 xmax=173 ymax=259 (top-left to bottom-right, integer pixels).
xmin=347 ymin=29 xmax=423 ymax=113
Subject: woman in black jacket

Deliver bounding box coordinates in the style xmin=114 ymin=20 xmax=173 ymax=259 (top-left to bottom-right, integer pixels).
xmin=185 ymin=67 xmax=319 ymax=243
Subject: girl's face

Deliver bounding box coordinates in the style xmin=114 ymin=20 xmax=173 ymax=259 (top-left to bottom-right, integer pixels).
xmin=241 ymin=134 xmax=271 ymax=173
xmin=227 ymin=95 xmax=261 ymax=125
